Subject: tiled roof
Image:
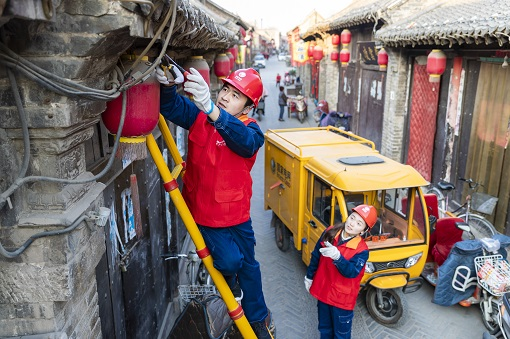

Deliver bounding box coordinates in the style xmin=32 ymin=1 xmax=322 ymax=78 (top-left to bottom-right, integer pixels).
xmin=326 ymin=0 xmax=401 ymax=30
xmin=375 ymin=0 xmax=510 ymax=47
xmin=169 ymin=0 xmax=239 ymax=50
xmin=301 ymin=0 xmax=407 ymax=39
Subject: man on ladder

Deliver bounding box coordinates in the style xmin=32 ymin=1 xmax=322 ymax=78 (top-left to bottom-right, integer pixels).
xmin=156 ymin=65 xmax=275 ymax=339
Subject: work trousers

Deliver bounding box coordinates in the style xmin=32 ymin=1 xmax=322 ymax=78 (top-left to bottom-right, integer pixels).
xmin=198 ymin=219 xmax=268 ymax=323
xmin=317 ymin=300 xmax=354 ymax=339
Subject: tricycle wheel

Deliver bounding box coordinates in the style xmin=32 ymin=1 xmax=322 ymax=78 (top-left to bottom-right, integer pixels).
xmin=365 ymin=287 xmax=408 ymax=327
xmin=273 ymin=216 xmax=290 ymax=252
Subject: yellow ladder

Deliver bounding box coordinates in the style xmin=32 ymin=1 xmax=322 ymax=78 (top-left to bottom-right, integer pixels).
xmin=147 ymin=114 xmax=256 ymax=338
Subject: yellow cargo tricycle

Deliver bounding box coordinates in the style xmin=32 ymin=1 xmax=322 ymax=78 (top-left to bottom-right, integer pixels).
xmin=264 ymin=127 xmax=431 ymax=327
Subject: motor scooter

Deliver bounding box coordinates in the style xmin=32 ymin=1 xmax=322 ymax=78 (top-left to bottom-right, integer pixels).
xmin=252 ymin=95 xmax=267 ymax=121
xmin=483 ymin=291 xmax=510 ymax=339
xmin=313 ymin=100 xmax=329 ymax=124
xmin=283 ymin=72 xmax=291 ymax=86
xmin=319 ymin=111 xmax=352 ymax=130
xmin=287 ymin=93 xmax=307 ymax=123
xmin=450 ymin=236 xmax=510 ymax=336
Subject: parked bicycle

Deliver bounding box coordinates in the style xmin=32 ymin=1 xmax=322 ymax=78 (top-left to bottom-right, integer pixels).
xmin=425 ymin=177 xmax=498 ymax=240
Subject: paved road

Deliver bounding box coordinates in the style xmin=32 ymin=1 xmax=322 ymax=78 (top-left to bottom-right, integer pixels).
xmin=250 ymin=56 xmax=486 ymax=339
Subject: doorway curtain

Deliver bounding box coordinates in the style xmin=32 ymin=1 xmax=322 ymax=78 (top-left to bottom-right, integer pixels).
xmin=465 ymin=62 xmax=510 ymax=232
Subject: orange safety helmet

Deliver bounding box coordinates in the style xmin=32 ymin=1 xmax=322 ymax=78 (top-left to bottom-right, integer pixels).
xmin=352 ymin=204 xmax=377 ymax=229
xmin=222 ymin=68 xmax=263 ymax=106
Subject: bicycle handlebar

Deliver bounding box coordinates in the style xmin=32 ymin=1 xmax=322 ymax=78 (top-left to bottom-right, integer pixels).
xmin=459 ymin=177 xmax=482 ymax=190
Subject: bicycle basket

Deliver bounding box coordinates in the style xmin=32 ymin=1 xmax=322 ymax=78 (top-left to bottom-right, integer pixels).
xmin=178 ymin=285 xmax=217 ymax=310
xmin=471 ymin=192 xmax=498 ymax=215
xmin=474 ymin=254 xmax=510 ymax=296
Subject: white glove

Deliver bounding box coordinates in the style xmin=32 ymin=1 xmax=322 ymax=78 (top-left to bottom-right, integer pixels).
xmin=319 ymin=241 xmax=341 ymax=260
xmin=183 ymin=67 xmax=214 ymax=114
xmin=304 ymin=276 xmax=313 ymax=292
xmin=156 ymin=64 xmax=184 ymax=85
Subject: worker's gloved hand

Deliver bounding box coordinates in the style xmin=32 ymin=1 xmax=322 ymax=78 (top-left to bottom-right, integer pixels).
xmin=304 ymin=276 xmax=313 ymax=293
xmin=156 ymin=64 xmax=184 ymax=86
xmin=184 ymin=68 xmax=214 ymax=114
xmin=319 ymin=241 xmax=341 ymax=260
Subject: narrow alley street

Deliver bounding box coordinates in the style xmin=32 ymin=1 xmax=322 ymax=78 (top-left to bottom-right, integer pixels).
xmin=249 ymin=56 xmax=486 ymax=339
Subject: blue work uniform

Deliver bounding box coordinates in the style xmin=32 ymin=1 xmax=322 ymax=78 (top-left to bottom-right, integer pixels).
xmin=159 ymin=86 xmax=269 ymax=323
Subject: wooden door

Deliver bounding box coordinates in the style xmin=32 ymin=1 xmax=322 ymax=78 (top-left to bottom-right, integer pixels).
xmin=358 ymin=68 xmax=386 ymax=150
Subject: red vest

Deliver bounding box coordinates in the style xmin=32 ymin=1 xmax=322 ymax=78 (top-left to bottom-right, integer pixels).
xmin=182 ymin=113 xmax=258 ymax=227
xmin=310 ymin=229 xmax=368 ymax=310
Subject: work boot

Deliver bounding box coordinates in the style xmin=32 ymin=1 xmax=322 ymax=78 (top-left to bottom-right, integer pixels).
xmin=250 ymin=309 xmax=276 ymax=339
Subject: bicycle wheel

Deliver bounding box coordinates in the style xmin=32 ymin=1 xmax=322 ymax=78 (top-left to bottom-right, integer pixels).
xmin=424 ymin=186 xmax=446 ymax=218
xmin=458 ymin=213 xmax=497 ymax=240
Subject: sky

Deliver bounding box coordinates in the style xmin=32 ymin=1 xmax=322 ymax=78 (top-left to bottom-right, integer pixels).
xmin=212 ymin=0 xmax=352 ymax=34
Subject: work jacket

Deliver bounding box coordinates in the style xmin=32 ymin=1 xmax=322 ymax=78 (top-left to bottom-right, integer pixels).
xmin=183 ymin=113 xmax=257 ymax=227
xmin=309 ymin=228 xmax=368 ymax=310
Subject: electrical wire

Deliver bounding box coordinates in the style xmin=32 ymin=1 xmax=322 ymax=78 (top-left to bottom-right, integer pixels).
xmin=0 ymin=214 xmax=89 ymax=258
xmin=0 ymin=92 xmax=127 ymax=208
xmin=7 ymin=67 xmax=30 ymax=183
xmin=121 ymin=0 xmax=177 ymax=89
xmin=0 ymin=0 xmax=178 ymax=209
xmin=0 ymin=0 xmax=180 ymax=257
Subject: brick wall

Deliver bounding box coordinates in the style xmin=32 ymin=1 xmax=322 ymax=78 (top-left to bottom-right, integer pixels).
xmin=0 ymin=1 xmax=147 ymax=337
xmin=380 ymin=47 xmax=411 ymax=162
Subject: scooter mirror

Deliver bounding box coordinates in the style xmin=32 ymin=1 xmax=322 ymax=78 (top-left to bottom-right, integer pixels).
xmin=455 ymin=221 xmax=471 ymax=233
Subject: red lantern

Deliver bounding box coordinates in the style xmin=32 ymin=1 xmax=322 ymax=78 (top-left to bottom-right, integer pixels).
xmin=340 ymin=48 xmax=350 ymax=67
xmin=331 ymin=34 xmax=340 ymax=46
xmin=183 ymin=56 xmax=210 ymax=97
xmin=340 ymin=29 xmax=351 ymax=46
xmin=214 ymin=53 xmax=230 ymax=79
xmin=228 ymin=46 xmax=238 ymax=66
xmin=427 ymin=49 xmax=447 ymax=83
xmin=377 ymin=48 xmax=388 ymax=71
xmin=313 ymin=46 xmax=323 ymax=61
xmin=183 ymin=56 xmax=210 ymax=85
xmin=330 ymin=50 xmax=339 ymax=61
xmin=102 ymin=55 xmax=160 ymax=160
xmin=225 ymin=51 xmax=234 ymax=70
xmin=308 ymin=43 xmax=315 ymax=58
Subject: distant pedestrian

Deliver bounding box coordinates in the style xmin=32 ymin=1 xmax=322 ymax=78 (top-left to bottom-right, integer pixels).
xmin=276 ymin=73 xmax=281 ymax=87
xmin=278 ymin=86 xmax=287 ymax=121
xmin=305 ymin=205 xmax=377 ymax=339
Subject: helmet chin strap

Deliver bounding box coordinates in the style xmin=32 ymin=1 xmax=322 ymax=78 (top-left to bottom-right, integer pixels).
xmin=233 ymin=105 xmax=253 ymax=118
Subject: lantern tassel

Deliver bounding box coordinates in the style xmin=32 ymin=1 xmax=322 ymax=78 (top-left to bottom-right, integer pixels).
xmin=116 ymin=136 xmax=147 ymax=161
